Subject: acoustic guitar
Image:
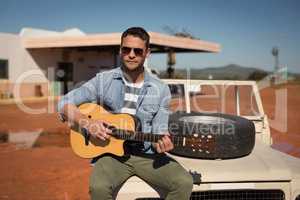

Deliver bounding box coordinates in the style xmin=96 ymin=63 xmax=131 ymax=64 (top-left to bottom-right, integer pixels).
xmin=70 ymin=103 xmax=215 ymax=159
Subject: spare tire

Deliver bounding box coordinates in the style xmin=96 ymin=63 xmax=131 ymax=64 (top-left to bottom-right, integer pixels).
xmin=168 ymin=112 xmax=255 ymax=159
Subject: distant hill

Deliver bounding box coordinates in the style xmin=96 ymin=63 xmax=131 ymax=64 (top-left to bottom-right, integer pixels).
xmin=159 ymin=64 xmax=270 ymax=80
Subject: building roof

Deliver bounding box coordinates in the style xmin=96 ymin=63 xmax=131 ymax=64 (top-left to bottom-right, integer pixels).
xmin=22 ymin=29 xmax=221 ymax=53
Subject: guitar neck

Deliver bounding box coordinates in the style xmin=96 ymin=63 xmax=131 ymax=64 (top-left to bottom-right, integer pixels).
xmin=112 ymin=130 xmax=185 ymax=147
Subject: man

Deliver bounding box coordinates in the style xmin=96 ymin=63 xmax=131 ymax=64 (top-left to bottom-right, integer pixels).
xmin=57 ymin=27 xmax=193 ymax=200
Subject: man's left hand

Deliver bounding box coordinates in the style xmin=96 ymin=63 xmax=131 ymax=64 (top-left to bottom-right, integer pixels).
xmin=155 ymin=133 xmax=174 ymax=153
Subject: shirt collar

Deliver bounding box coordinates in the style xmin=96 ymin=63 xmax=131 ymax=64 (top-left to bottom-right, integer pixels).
xmin=112 ymin=66 xmax=151 ymax=86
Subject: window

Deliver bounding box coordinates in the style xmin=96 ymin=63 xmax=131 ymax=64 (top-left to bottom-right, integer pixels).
xmin=0 ymin=59 xmax=8 ymax=79
xmin=168 ymin=84 xmax=186 ymax=112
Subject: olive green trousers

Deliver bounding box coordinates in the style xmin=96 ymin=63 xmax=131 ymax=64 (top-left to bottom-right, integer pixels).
xmin=89 ymin=153 xmax=193 ymax=200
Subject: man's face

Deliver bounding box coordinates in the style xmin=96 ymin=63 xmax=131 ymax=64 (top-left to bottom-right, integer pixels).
xmin=120 ymin=35 xmax=150 ymax=71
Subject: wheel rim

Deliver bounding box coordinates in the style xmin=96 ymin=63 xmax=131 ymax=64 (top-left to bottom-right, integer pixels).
xmin=178 ymin=116 xmax=235 ymax=124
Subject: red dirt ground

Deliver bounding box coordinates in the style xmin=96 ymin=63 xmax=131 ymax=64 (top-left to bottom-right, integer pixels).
xmin=0 ymin=83 xmax=299 ymax=200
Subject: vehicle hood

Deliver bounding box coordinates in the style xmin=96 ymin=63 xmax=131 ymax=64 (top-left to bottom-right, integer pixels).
xmin=171 ymin=141 xmax=297 ymax=183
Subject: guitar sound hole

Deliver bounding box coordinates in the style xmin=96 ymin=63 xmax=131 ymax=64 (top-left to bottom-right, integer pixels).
xmin=88 ymin=115 xmax=92 ymax=119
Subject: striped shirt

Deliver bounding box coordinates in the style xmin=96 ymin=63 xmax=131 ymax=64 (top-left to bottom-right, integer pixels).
xmin=121 ymin=77 xmax=144 ymax=115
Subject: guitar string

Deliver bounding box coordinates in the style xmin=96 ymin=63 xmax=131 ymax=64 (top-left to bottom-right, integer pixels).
xmin=114 ymin=129 xmax=184 ymax=147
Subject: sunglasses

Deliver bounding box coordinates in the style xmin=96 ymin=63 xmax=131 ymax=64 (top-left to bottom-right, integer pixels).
xmin=121 ymin=46 xmax=144 ymax=57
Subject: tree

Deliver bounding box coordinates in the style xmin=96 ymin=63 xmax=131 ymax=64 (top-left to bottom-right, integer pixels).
xmin=247 ymin=71 xmax=268 ymax=80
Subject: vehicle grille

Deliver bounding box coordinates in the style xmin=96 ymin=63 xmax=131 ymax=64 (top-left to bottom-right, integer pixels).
xmin=136 ymin=189 xmax=285 ymax=200
xmin=190 ymin=189 xmax=285 ymax=200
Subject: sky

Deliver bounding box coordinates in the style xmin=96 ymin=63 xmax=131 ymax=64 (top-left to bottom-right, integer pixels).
xmin=0 ymin=0 xmax=299 ymax=72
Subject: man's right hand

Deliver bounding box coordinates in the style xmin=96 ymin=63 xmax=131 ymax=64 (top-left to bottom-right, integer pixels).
xmin=79 ymin=118 xmax=112 ymax=141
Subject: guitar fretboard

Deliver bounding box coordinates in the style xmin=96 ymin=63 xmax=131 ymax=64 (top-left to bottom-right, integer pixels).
xmin=113 ymin=129 xmax=185 ymax=147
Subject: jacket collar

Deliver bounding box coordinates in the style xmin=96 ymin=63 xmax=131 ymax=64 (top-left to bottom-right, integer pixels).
xmin=112 ymin=66 xmax=151 ymax=87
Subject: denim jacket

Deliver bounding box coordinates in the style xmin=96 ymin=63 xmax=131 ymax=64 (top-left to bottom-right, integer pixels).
xmin=57 ymin=67 xmax=171 ymax=154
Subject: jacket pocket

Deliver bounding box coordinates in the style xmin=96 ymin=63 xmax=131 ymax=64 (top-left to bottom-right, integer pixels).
xmin=140 ymin=104 xmax=159 ymax=115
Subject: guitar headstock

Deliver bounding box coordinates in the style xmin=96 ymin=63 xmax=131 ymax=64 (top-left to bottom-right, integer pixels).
xmin=185 ymin=134 xmax=216 ymax=154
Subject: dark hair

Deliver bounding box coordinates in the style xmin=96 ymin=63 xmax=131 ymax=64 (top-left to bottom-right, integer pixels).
xmin=121 ymin=27 xmax=150 ymax=48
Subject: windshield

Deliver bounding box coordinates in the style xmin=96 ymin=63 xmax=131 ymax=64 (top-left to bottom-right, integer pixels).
xmin=166 ymin=81 xmax=261 ymax=117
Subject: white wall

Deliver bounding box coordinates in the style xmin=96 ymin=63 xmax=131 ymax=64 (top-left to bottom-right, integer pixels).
xmin=72 ymin=50 xmax=115 ymax=83
xmin=28 ymin=48 xmax=116 ymax=83
xmin=0 ymin=33 xmax=51 ymax=83
xmin=27 ymin=48 xmax=64 ymax=82
xmin=0 ymin=32 xmax=118 ymax=97
xmin=0 ymin=33 xmax=116 ymax=83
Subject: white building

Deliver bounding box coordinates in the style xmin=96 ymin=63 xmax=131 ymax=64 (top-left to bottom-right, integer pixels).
xmin=0 ymin=28 xmax=220 ymax=98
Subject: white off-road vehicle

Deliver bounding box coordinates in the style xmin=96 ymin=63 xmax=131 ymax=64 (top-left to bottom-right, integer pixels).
xmin=115 ymin=79 xmax=300 ymax=200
